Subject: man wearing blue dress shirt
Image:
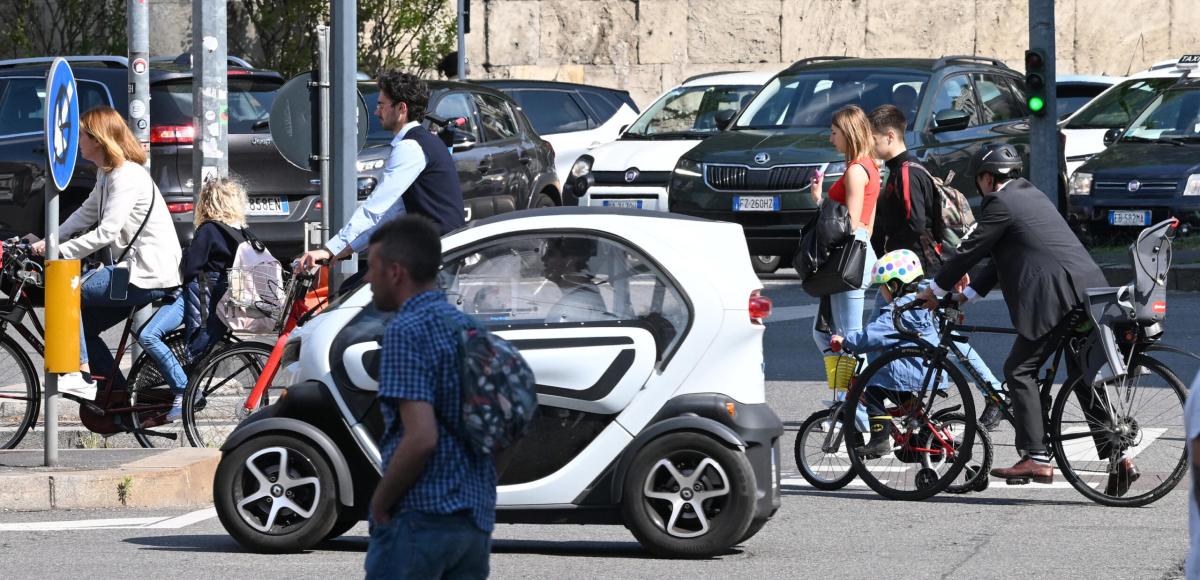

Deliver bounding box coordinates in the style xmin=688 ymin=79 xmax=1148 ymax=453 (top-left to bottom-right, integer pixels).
xmin=297 ymin=71 xmax=465 ymax=274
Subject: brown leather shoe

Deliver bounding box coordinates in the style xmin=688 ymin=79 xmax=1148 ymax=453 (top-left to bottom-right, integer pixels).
xmin=990 ymin=457 xmax=1054 ymax=484
xmin=1103 ymin=458 xmax=1141 ymax=497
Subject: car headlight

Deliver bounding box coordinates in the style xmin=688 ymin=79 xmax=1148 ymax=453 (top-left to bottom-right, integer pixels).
xmin=673 ymin=158 xmax=702 ymax=177
xmin=571 ymin=156 xmax=593 ymax=178
xmin=824 ymin=161 xmax=847 ymax=176
xmin=1069 ymin=172 xmax=1093 ymax=196
xmin=1184 ymin=174 xmax=1200 ymax=196
xmin=356 ymin=158 xmax=385 ymax=173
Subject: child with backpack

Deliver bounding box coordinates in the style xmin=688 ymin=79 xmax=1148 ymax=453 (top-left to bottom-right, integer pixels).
xmin=138 ymin=177 xmax=265 ymax=421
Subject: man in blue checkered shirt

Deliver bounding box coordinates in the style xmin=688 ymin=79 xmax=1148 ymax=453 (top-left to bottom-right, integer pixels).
xmin=362 ymin=216 xmax=495 ymax=580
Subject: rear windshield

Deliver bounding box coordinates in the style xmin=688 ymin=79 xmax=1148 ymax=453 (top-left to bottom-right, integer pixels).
xmin=1064 ymin=78 xmax=1177 ymax=129
xmin=735 ymin=69 xmax=929 ymax=130
xmin=151 ymin=77 xmax=281 ymax=132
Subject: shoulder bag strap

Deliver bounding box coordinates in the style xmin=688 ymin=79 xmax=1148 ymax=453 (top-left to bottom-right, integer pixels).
xmin=115 ymin=183 xmax=156 ymax=264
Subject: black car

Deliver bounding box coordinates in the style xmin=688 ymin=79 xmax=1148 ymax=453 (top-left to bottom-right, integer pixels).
xmin=668 ymin=56 xmax=1049 ymax=256
xmin=0 ymin=54 xmax=318 ymax=257
xmin=1067 ymin=75 xmax=1200 ymax=237
xmin=355 ymin=80 xmax=558 ymax=222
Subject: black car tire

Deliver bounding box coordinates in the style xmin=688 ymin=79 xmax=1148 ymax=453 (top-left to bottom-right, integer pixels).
xmin=751 ymin=255 xmax=781 ymax=274
xmin=621 ymin=432 xmax=756 ymax=558
xmin=322 ymin=514 xmax=362 ymax=542
xmin=215 ymin=434 xmax=340 ymax=553
xmin=533 ymin=192 xmax=557 ymax=208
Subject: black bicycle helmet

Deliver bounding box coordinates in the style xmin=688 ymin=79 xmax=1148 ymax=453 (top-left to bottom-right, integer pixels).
xmin=968 ymin=143 xmax=1023 ymax=179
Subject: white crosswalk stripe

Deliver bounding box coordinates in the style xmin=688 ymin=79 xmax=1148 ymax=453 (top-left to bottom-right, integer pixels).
xmin=0 ymin=506 xmax=217 ymax=531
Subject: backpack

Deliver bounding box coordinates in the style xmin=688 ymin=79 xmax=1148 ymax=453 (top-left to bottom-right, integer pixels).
xmin=213 ymin=223 xmax=286 ymax=334
xmin=901 ymin=163 xmax=977 ymax=259
xmin=437 ymin=310 xmax=538 ymax=456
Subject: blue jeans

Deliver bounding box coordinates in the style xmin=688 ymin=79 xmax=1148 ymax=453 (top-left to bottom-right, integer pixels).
xmin=365 ymin=511 xmax=491 ymax=580
xmin=138 ymin=295 xmax=187 ymax=392
xmin=79 ymin=265 xmax=170 ymax=386
xmin=137 ymin=275 xmax=229 ymax=393
xmin=812 ymin=230 xmax=877 ymax=431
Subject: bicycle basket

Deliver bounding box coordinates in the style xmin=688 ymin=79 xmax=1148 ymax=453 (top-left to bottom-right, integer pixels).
xmin=824 ymin=354 xmax=857 ymax=392
xmin=217 ymin=265 xmax=289 ymax=334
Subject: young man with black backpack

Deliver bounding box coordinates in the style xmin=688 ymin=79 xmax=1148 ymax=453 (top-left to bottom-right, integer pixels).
xmin=867 ymin=104 xmax=1006 ymax=430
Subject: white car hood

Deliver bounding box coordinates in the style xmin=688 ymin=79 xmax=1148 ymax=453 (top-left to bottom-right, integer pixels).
xmin=590 ymin=139 xmax=704 ymax=173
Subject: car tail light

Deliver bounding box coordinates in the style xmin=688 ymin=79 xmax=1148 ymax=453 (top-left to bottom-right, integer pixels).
xmin=150 ymin=124 xmax=195 ymax=145
xmin=749 ymin=290 xmax=772 ymax=324
xmin=314 ymin=201 xmax=322 ymax=210
xmin=167 ymin=202 xmax=194 ymax=214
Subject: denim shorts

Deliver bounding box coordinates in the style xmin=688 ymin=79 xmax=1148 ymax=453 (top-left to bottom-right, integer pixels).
xmin=364 ymin=510 xmax=491 ymax=580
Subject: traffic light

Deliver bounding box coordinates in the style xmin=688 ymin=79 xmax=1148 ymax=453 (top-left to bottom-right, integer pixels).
xmin=1025 ymin=49 xmax=1047 ymax=116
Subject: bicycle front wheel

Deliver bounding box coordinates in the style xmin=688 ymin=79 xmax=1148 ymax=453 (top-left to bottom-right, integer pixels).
xmin=1050 ymin=354 xmax=1188 ymax=507
xmin=184 ymin=342 xmax=273 ymax=449
xmin=844 ymin=347 xmax=978 ymax=501
xmin=0 ymin=334 xmax=39 ymax=449
xmin=794 ymin=408 xmax=855 ymax=490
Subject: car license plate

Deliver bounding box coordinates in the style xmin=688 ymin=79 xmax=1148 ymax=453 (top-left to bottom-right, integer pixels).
xmin=601 ymin=199 xmax=645 ymax=209
xmin=733 ymin=195 xmax=780 ymax=212
xmin=1108 ymin=210 xmax=1151 ymax=227
xmin=248 ymin=196 xmax=290 ymax=216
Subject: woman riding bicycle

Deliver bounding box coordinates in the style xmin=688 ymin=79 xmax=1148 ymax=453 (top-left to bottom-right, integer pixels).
xmin=27 ymin=106 xmax=181 ymax=400
xmin=139 ymin=177 xmax=247 ymax=421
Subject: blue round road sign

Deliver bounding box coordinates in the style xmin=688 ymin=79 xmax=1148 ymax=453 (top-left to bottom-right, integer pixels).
xmin=45 ymin=58 xmax=79 ymax=192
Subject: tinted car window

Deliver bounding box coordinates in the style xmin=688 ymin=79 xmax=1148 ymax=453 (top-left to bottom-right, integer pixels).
xmin=735 ymin=69 xmax=928 ymax=129
xmin=1056 ymin=83 xmax=1109 ymax=118
xmin=626 ymin=85 xmax=760 ymax=137
xmin=1123 ymin=89 xmax=1200 ymax=142
xmin=929 ymin=74 xmax=979 ymax=126
xmin=475 ymin=93 xmax=519 ymax=141
xmin=432 ymin=91 xmax=481 ymax=141
xmin=973 ymin=74 xmax=1024 ymax=123
xmin=1065 ymin=78 xmax=1177 ymax=129
xmin=0 ymin=78 xmax=110 ymax=136
xmin=580 ymin=90 xmax=620 ymax=122
xmin=151 ymin=77 xmax=279 ymax=132
xmin=508 ymin=90 xmax=589 ymax=135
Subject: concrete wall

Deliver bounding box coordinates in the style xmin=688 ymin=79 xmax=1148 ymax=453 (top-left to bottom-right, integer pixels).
xmin=147 ymin=0 xmax=1197 ymax=108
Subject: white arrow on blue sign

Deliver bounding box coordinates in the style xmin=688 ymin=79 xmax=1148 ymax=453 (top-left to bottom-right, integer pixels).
xmin=45 ymin=58 xmax=79 ymax=192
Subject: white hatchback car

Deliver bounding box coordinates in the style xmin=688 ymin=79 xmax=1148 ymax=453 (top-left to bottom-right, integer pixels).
xmin=1061 ymin=59 xmax=1192 ymax=176
xmin=563 ymin=71 xmax=775 ymax=214
xmin=213 ymin=208 xmax=784 ymax=558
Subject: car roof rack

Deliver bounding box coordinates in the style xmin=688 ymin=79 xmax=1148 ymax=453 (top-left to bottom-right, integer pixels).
xmin=681 ymin=70 xmax=747 ymax=84
xmin=788 ymin=56 xmax=853 ymax=68
xmin=934 ymin=55 xmax=1009 ymax=70
xmin=0 ymin=55 xmax=128 ymax=69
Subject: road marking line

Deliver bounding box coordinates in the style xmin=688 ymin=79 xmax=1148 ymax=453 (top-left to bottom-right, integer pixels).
xmin=0 ymin=506 xmax=218 ymax=531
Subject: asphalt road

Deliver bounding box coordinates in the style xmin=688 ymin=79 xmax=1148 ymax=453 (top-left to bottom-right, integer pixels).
xmin=0 ymin=274 xmax=1194 ymax=579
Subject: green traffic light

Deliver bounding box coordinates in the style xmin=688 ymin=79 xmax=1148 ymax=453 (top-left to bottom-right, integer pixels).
xmin=1028 ymin=96 xmax=1045 ymax=113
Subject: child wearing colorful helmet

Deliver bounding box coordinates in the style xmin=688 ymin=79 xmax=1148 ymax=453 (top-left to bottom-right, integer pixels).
xmin=830 ymin=249 xmax=946 ymax=458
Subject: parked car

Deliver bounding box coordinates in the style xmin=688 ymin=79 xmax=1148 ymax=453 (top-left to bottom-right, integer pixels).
xmin=355 ymin=80 xmax=559 ymax=223
xmin=213 ymin=207 xmax=783 ymax=557
xmin=477 ymin=80 xmax=639 ymax=186
xmin=564 ymin=70 xmax=776 ymax=269
xmin=1067 ymin=71 xmax=1200 ymax=238
xmin=668 ymin=56 xmax=1044 ymax=257
xmin=1060 ymin=59 xmax=1194 ymax=177
xmin=0 ymin=54 xmax=319 ymax=257
xmin=1055 ymin=74 xmax=1123 ymax=120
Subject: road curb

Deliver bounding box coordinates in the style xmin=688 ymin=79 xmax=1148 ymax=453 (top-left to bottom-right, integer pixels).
xmin=0 ymin=448 xmax=218 ymax=512
xmin=1099 ymin=263 xmax=1200 ymax=292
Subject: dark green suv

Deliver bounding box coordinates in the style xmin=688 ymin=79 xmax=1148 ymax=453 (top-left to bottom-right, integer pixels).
xmin=668 ymin=56 xmax=1036 ymax=256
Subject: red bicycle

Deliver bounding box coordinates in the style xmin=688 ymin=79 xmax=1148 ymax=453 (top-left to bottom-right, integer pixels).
xmin=181 ymin=263 xmax=329 ymax=448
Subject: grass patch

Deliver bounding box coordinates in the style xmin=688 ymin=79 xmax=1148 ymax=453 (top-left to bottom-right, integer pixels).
xmin=117 ymin=475 xmax=133 ymax=506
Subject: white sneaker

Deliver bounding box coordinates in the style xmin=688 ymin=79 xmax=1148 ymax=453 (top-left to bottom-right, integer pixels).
xmin=58 ymin=372 xmax=97 ymax=400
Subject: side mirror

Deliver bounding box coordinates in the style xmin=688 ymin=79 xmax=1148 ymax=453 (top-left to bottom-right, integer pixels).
xmin=1103 ymin=127 xmax=1123 ymax=145
xmin=932 ymin=108 xmax=971 ymax=133
xmin=714 ymin=109 xmax=736 ymax=131
xmin=448 ymin=128 xmax=476 ymax=152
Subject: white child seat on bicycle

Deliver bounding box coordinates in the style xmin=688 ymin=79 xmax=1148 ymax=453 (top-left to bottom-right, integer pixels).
xmin=217 ymin=226 xmax=285 ymax=334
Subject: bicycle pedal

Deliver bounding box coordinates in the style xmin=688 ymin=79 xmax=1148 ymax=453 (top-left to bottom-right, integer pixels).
xmin=1005 ymin=477 xmax=1031 ymax=485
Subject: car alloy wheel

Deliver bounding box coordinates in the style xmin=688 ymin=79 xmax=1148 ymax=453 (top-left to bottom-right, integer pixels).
xmin=642 ymin=453 xmax=731 ymax=538
xmin=235 ymin=446 xmax=322 ymax=533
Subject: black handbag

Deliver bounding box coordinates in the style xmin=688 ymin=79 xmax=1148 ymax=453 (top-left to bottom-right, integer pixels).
xmin=794 ymin=199 xmax=851 ymax=280
xmin=801 ymin=237 xmax=868 ymax=297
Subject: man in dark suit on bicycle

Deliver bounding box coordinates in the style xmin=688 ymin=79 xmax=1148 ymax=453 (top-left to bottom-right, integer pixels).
xmin=916 ymin=144 xmax=1136 ymax=492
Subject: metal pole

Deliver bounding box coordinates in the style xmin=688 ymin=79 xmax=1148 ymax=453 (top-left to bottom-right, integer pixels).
xmin=317 ymin=25 xmax=331 ymax=245
xmin=193 ymin=0 xmax=229 ymax=188
xmin=330 ymin=0 xmax=358 ymax=290
xmin=1029 ymin=0 xmax=1059 ymax=207
xmin=128 ymin=0 xmax=151 ymax=360
xmin=457 ymin=0 xmax=466 ymax=81
xmin=44 ymin=178 xmax=58 ymax=465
